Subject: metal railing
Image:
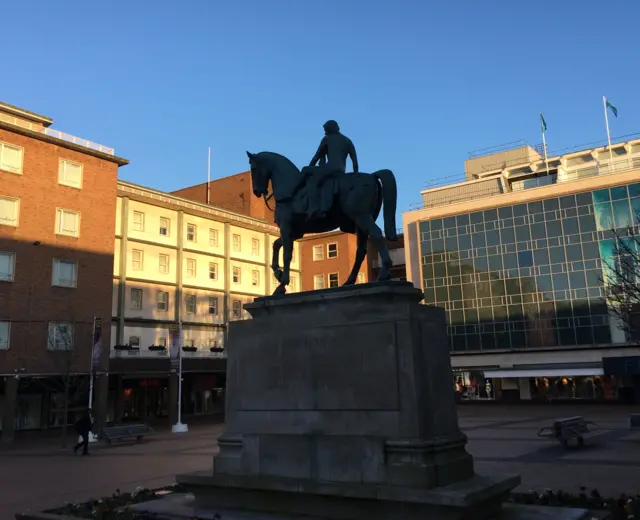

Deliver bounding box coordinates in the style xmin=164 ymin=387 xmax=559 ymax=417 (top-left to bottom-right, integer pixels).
xmin=110 ymin=348 xmax=226 ymax=359
xmin=0 ymin=112 xmax=115 ymax=155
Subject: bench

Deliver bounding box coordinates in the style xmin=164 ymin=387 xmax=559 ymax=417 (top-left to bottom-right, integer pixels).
xmin=101 ymin=424 xmax=155 ymax=444
xmin=630 ymin=414 xmax=640 ymax=430
xmin=537 ymin=416 xmax=604 ymax=448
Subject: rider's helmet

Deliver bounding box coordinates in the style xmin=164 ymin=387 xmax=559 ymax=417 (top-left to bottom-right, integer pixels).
xmin=323 ymin=120 xmax=340 ymax=134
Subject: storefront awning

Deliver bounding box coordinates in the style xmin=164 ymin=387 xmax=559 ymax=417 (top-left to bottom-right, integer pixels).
xmin=484 ymin=367 xmax=604 ymax=378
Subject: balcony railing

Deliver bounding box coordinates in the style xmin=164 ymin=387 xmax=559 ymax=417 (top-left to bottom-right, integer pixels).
xmin=0 ymin=112 xmax=115 ymax=155
xmin=110 ymin=348 xmax=226 ymax=359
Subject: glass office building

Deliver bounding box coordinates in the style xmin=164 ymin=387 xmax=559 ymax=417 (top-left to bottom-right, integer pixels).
xmin=403 ymin=139 xmax=640 ymax=403
xmin=420 ymin=182 xmax=640 ymax=353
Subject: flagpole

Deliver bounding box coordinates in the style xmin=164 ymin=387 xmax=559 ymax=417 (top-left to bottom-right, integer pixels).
xmin=603 ymin=95 xmax=614 ymax=167
xmin=206 ymin=147 xmax=211 ymax=204
xmin=540 ymin=113 xmax=550 ymax=177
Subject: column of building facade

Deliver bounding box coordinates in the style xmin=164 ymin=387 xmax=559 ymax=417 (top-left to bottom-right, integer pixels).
xmin=169 ymin=210 xmax=184 ymax=427
xmin=223 ymin=222 xmax=231 ymax=342
xmin=113 ymin=197 xmax=129 ymax=423
xmin=264 ymin=232 xmax=271 ymax=296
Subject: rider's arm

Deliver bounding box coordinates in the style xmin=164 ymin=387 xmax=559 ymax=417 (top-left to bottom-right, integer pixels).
xmin=309 ymin=137 xmax=327 ymax=167
xmin=349 ymin=139 xmax=359 ymax=174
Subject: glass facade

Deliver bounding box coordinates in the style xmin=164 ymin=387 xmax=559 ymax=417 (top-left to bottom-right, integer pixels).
xmin=420 ymin=181 xmax=640 ymax=352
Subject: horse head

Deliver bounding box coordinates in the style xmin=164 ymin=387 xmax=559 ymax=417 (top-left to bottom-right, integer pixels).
xmin=247 ymin=151 xmax=301 ymax=203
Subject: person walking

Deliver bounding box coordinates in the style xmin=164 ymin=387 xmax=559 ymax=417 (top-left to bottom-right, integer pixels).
xmin=73 ymin=409 xmax=93 ymax=456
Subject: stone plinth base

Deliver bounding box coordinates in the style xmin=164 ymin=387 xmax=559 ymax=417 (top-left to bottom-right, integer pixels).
xmin=178 ymin=282 xmax=520 ymax=519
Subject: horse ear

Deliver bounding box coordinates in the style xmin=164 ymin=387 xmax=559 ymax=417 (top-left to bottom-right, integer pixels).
xmin=246 ymin=151 xmax=253 ymax=160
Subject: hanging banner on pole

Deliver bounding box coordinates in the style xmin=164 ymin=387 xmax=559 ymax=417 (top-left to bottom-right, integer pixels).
xmin=92 ymin=317 xmax=102 ymax=371
xmin=169 ymin=324 xmax=180 ymax=373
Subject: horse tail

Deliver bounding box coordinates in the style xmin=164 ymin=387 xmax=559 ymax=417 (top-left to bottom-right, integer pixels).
xmin=373 ymin=169 xmax=398 ymax=241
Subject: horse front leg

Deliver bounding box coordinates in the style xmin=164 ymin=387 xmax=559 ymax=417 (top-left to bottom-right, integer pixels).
xmin=271 ymin=237 xmax=283 ymax=284
xmin=274 ymin=232 xmax=293 ymax=295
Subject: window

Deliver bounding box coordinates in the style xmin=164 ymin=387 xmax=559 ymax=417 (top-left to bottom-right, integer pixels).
xmin=0 ymin=196 xmax=19 ymax=227
xmin=159 ymin=217 xmax=170 ymax=236
xmin=313 ymin=245 xmax=323 ymax=261
xmin=48 ymin=322 xmax=74 ymax=350
xmin=232 ymin=300 xmax=242 ymax=318
xmin=157 ymin=291 xmax=169 ymax=311
xmin=357 ymin=273 xmax=365 ymax=284
xmin=187 ymin=224 xmax=196 ymax=242
xmin=184 ymin=339 xmax=195 ymax=348
xmin=132 ymin=211 xmax=145 ymax=231
xmin=232 ymin=266 xmax=241 ymax=284
xmin=251 ymin=238 xmax=259 ymax=256
xmin=52 ymin=259 xmax=77 ymax=288
xmin=128 ymin=336 xmax=140 ymax=347
xmin=328 ymin=273 xmax=339 ymax=288
xmin=157 ymin=337 xmax=167 ymax=348
xmin=0 ymin=252 xmax=15 ymax=281
xmin=290 ymin=275 xmax=297 ymax=291
xmin=132 ymin=249 xmax=143 ymax=270
xmin=0 ymin=142 xmax=23 ymax=174
xmin=209 ymin=228 xmax=218 ymax=246
xmin=159 ymin=254 xmax=170 ymax=274
xmin=131 ymin=288 xmax=142 ymax=310
xmin=233 ymin=234 xmax=241 ymax=252
xmin=208 ymin=296 xmax=218 ymax=315
xmin=185 ymin=294 xmax=196 ymax=313
xmin=327 ymin=243 xmax=338 ymax=259
xmin=55 ymin=209 xmax=80 ymax=237
xmin=252 ymin=269 xmax=260 ymax=286
xmin=186 ymin=258 xmax=196 ymax=277
xmin=58 ymin=160 xmax=83 ymax=188
xmin=209 ymin=262 xmax=218 ymax=280
xmin=0 ymin=321 xmax=10 ymax=350
xmin=314 ymin=274 xmax=325 ymax=290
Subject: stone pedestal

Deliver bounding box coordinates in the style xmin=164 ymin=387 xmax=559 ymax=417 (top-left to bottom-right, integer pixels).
xmin=178 ymin=282 xmax=519 ymax=519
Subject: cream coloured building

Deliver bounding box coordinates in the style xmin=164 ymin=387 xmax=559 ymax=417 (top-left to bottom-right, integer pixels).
xmin=112 ymin=180 xmax=300 ymax=360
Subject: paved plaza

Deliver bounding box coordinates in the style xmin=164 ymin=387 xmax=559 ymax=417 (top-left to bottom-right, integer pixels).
xmin=2 ymin=405 xmax=640 ymax=518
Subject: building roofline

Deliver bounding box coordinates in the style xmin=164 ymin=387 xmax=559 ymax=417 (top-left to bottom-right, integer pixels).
xmin=0 ymin=120 xmax=129 ymax=166
xmin=117 ymin=180 xmax=279 ymax=232
xmin=0 ymin=101 xmax=53 ymax=127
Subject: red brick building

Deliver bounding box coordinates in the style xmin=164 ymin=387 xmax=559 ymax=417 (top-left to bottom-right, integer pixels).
xmin=0 ymin=102 xmax=128 ymax=440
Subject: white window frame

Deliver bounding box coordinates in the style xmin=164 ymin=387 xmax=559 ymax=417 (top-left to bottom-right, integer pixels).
xmin=58 ymin=160 xmax=83 ymax=189
xmin=0 ymin=251 xmax=15 ymax=282
xmin=209 ymin=228 xmax=218 ymax=247
xmin=314 ymin=274 xmax=325 ymax=290
xmin=232 ymin=300 xmax=242 ymax=318
xmin=251 ymin=238 xmax=260 ymax=256
xmin=184 ymin=339 xmax=196 ymax=348
xmin=158 ymin=254 xmax=170 ymax=274
xmin=290 ymin=274 xmax=297 ymax=291
xmin=128 ymin=336 xmax=141 ymax=347
xmin=208 ymin=296 xmax=218 ymax=315
xmin=357 ymin=273 xmax=365 ymax=284
xmin=327 ymin=243 xmax=338 ymax=259
xmin=186 ymin=224 xmax=197 ymax=242
xmin=132 ymin=211 xmax=145 ymax=232
xmin=232 ymin=266 xmax=241 ymax=284
xmin=0 ymin=142 xmax=24 ymax=174
xmin=209 ymin=262 xmax=218 ymax=280
xmin=0 ymin=320 xmax=10 ymax=350
xmin=159 ymin=217 xmax=170 ymax=236
xmin=131 ymin=288 xmax=143 ymax=310
xmin=252 ymin=269 xmax=260 ymax=287
xmin=232 ymin=234 xmax=241 ymax=252
xmin=52 ymin=259 xmax=78 ymax=288
xmin=132 ymin=249 xmax=143 ymax=270
xmin=185 ymin=294 xmax=197 ymax=314
xmin=0 ymin=196 xmax=19 ymax=227
xmin=186 ymin=258 xmax=197 ymax=278
xmin=328 ymin=272 xmax=339 ymax=288
xmin=157 ymin=291 xmax=169 ymax=311
xmin=313 ymin=245 xmax=323 ymax=261
xmin=47 ymin=322 xmax=74 ymax=350
xmin=55 ymin=208 xmax=80 ymax=237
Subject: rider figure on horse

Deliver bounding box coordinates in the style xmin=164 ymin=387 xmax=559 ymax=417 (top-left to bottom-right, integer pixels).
xmin=304 ymin=120 xmax=359 ymax=219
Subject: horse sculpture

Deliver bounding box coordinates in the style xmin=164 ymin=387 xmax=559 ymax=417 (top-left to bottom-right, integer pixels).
xmin=246 ymin=151 xmax=397 ymax=295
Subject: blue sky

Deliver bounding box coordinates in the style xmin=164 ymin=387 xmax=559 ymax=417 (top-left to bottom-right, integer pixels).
xmin=3 ymin=1 xmax=639 ymax=213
